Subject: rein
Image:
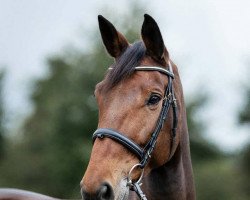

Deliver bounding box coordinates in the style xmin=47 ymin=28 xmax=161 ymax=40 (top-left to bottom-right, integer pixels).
xmin=92 ymin=61 xmax=178 ymax=200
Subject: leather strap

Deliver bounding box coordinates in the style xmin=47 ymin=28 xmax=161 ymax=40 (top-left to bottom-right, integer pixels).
xmin=109 ymin=66 xmax=174 ymax=78
xmin=93 ymin=128 xmax=144 ymax=160
xmin=135 ymin=66 xmax=174 ymax=78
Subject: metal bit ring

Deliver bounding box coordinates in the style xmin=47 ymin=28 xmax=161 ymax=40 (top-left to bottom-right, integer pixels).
xmin=127 ymin=163 xmax=144 ymax=185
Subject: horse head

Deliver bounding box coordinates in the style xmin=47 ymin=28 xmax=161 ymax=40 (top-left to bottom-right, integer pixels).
xmin=80 ymin=14 xmax=194 ymax=200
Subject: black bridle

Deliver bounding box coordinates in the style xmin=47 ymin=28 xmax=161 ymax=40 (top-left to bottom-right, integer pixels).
xmin=92 ymin=61 xmax=178 ymax=200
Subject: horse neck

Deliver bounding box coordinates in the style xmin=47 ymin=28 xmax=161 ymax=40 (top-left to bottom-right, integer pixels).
xmin=143 ymin=73 xmax=196 ymax=200
xmin=143 ymin=140 xmax=195 ymax=200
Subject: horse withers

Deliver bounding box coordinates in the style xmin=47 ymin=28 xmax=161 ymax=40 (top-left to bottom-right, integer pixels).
xmin=80 ymin=14 xmax=195 ymax=200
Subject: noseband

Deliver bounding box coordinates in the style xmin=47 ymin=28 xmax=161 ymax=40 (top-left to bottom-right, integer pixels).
xmin=92 ymin=61 xmax=178 ymax=200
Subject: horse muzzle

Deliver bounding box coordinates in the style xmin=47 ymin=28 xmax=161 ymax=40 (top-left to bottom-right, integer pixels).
xmin=81 ymin=182 xmax=114 ymax=200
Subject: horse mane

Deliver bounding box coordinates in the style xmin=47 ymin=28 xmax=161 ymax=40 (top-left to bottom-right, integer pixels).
xmin=105 ymin=41 xmax=146 ymax=88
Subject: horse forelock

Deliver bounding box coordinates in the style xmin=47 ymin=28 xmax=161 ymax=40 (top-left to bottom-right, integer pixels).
xmin=105 ymin=41 xmax=146 ymax=89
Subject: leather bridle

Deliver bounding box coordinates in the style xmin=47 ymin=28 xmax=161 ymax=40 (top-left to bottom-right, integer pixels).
xmin=92 ymin=61 xmax=178 ymax=200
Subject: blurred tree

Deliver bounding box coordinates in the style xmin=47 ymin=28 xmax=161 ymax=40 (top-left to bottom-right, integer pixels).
xmin=239 ymin=144 xmax=250 ymax=197
xmin=186 ymin=94 xmax=248 ymax=200
xmin=239 ymin=88 xmax=250 ymax=124
xmin=238 ymin=80 xmax=250 ymax=197
xmin=187 ymin=95 xmax=221 ymax=163
xmin=0 ymin=47 xmax=111 ymax=198
xmin=0 ymin=70 xmax=5 ymax=161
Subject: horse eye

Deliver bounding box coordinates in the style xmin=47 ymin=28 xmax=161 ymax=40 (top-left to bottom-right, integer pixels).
xmin=147 ymin=94 xmax=162 ymax=106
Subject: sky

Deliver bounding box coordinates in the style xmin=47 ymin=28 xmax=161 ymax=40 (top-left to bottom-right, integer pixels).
xmin=0 ymin=0 xmax=249 ymax=151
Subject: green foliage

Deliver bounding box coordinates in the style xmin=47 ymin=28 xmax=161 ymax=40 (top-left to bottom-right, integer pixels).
xmin=185 ymin=96 xmax=235 ymax=199
xmin=0 ymin=70 xmax=5 ymax=161
xmin=186 ymin=94 xmax=248 ymax=199
xmin=195 ymin=159 xmax=247 ymax=200
xmin=238 ymin=71 xmax=250 ymax=197
xmin=238 ymin=144 xmax=250 ymax=197
xmin=187 ymin=95 xmax=222 ymax=163
xmin=239 ymin=88 xmax=250 ymax=124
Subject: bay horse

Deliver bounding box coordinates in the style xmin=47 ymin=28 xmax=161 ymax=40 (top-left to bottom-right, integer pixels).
xmin=0 ymin=14 xmax=195 ymax=200
xmin=80 ymin=14 xmax=195 ymax=200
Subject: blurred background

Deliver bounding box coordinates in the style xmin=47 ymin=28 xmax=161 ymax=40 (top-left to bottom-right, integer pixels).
xmin=0 ymin=0 xmax=249 ymax=199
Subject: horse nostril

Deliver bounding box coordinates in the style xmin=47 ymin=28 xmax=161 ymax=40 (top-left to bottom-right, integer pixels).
xmin=98 ymin=182 xmax=114 ymax=200
xmin=80 ymin=182 xmax=114 ymax=200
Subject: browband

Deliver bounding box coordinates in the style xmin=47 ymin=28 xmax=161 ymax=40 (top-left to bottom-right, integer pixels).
xmin=134 ymin=66 xmax=174 ymax=78
xmin=108 ymin=65 xmax=174 ymax=78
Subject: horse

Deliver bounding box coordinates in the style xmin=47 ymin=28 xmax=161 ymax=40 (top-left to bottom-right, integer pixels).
xmin=80 ymin=14 xmax=195 ymax=200
xmin=0 ymin=14 xmax=195 ymax=200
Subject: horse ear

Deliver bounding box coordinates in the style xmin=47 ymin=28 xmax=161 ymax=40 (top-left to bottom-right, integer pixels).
xmin=98 ymin=15 xmax=129 ymax=58
xmin=141 ymin=14 xmax=168 ymax=61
